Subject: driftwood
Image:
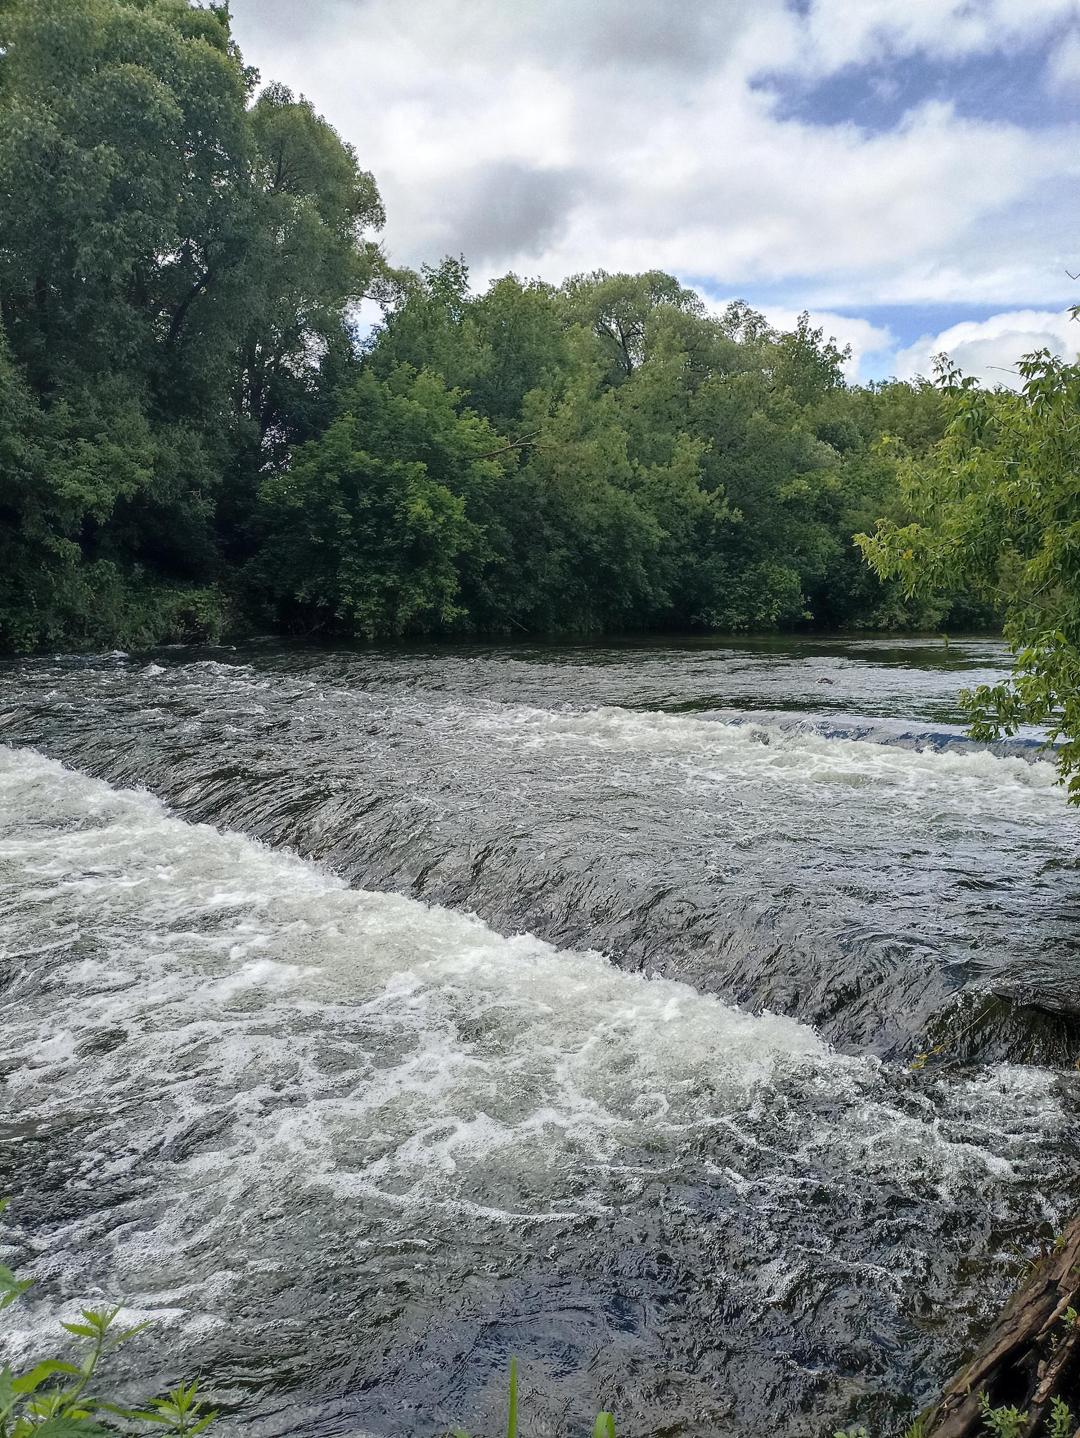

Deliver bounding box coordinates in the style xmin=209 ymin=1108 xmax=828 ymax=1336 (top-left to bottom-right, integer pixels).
xmin=923 ymin=1216 xmax=1080 ymax=1438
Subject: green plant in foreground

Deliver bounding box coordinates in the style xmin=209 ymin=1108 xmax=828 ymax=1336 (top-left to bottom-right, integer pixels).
xmin=0 ymin=1204 xmax=215 ymax=1437
xmin=452 ymin=1357 xmax=617 ymax=1438
xmin=833 ymin=1393 xmax=1078 ymax=1438
xmin=977 ymin=1393 xmax=1027 ymax=1438
xmin=1047 ymin=1398 xmax=1076 ymax=1438
xmin=975 ymin=1392 xmax=1078 ymax=1438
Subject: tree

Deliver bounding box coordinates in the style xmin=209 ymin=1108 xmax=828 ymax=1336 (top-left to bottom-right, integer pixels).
xmin=367 ymin=257 xmax=484 ymax=395
xmin=345 ymin=268 xmax=958 ymax=641
xmin=236 ymin=82 xmax=385 ymax=457
xmin=0 ymin=0 xmax=251 ymax=391
xmin=770 ymin=311 xmax=850 ymax=407
xmin=558 ymin=269 xmax=705 ymax=382
xmin=857 ymin=351 xmax=1080 ymax=800
xmin=253 ymin=367 xmax=509 ymax=637
xmin=467 ymin=274 xmax=569 ymax=430
xmin=0 ymin=0 xmax=385 ymax=647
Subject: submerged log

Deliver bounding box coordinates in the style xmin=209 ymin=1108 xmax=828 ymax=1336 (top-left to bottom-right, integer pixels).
xmin=924 ymin=1217 xmax=1080 ymax=1438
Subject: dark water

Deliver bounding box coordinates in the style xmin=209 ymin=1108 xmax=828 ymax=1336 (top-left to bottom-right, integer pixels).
xmin=0 ymin=636 xmax=1077 ymax=1437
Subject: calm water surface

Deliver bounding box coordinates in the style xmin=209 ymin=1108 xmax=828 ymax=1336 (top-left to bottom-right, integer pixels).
xmin=0 ymin=636 xmax=1077 ymax=1436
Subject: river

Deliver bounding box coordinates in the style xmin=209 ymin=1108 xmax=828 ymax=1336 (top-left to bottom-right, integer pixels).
xmin=0 ymin=636 xmax=1077 ymax=1436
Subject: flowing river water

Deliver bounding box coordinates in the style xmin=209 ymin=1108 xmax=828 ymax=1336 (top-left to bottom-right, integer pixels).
xmin=0 ymin=636 xmax=1077 ymax=1436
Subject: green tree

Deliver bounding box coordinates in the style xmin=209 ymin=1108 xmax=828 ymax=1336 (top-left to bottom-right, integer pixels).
xmin=558 ymin=269 xmax=705 ymax=382
xmin=352 ymin=269 xmax=959 ymax=640
xmin=467 ymin=274 xmax=570 ymax=430
xmin=858 ymin=352 xmax=1080 ymax=798
xmin=235 ymin=82 xmax=385 ymax=454
xmin=0 ymin=0 xmax=384 ymax=649
xmin=770 ymin=311 xmax=850 ymax=407
xmin=254 ymin=367 xmax=511 ymax=637
xmin=367 ymin=257 xmax=485 ymax=396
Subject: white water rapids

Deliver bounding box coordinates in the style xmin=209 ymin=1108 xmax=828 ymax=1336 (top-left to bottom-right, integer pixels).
xmin=0 ymin=741 xmax=1076 ymax=1434
xmin=1 ymin=638 xmax=1078 ymax=1435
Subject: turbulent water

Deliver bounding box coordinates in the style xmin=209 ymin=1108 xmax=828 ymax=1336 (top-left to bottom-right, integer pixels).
xmin=0 ymin=637 xmax=1077 ymax=1436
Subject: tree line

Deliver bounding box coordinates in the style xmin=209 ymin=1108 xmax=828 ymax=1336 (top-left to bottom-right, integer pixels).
xmin=0 ymin=0 xmax=994 ymax=654
xmin=7 ymin=0 xmax=1077 ymax=809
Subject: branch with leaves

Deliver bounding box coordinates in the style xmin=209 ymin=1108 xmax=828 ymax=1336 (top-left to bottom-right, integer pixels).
xmin=856 ymin=347 xmax=1080 ymax=803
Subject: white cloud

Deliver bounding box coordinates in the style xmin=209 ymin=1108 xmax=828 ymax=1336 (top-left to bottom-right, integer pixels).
xmin=1045 ymin=28 xmax=1080 ymax=91
xmin=788 ymin=0 xmax=1076 ymax=75
xmin=227 ymin=0 xmax=1080 ymax=320
xmin=893 ymin=308 xmax=1080 ymax=386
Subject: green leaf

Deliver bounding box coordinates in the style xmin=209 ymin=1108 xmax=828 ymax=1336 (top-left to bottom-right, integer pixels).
xmin=111 ymin=1319 xmax=152 ymax=1346
xmin=0 ymin=1366 xmax=16 ymax=1419
xmin=28 ymin=1420 xmax=113 ymax=1437
xmin=0 ymin=1279 xmax=33 ymax=1311
xmin=0 ymin=1265 xmax=34 ymax=1307
xmin=12 ymin=1361 xmax=82 ymax=1394
xmin=506 ymin=1356 xmax=519 ymax=1438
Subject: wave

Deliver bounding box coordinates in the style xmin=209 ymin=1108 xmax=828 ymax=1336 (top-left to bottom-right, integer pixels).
xmin=705 ymin=707 xmax=1053 ymax=762
xmin=1 ymin=745 xmax=1077 ymax=1434
xmin=1 ymin=650 xmax=1075 ymax=1066
xmin=464 ymin=702 xmax=1063 ymax=810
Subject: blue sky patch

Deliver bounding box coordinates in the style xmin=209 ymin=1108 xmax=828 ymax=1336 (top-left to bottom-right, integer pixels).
xmin=756 ymin=31 xmax=1076 ymax=133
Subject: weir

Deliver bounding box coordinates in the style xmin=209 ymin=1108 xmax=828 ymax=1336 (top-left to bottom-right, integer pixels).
xmin=1 ymin=641 xmax=1076 ymax=1063
xmin=1 ymin=637 xmax=1078 ymax=1435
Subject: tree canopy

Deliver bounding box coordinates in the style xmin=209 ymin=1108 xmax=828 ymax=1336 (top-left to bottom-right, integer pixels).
xmin=0 ymin=0 xmax=384 ymax=648
xmin=0 ymin=0 xmax=997 ymax=658
xmin=858 ymin=350 xmax=1080 ymax=801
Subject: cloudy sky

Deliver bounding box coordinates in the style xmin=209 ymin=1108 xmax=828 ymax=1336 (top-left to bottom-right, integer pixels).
xmin=228 ymin=0 xmax=1080 ymax=384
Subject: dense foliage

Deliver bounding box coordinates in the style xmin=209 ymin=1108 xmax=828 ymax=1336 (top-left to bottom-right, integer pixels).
xmin=261 ymin=264 xmax=976 ymax=639
xmin=859 ymin=350 xmax=1080 ymax=801
xmin=0 ymin=0 xmax=383 ymax=650
xmin=0 ymin=0 xmax=987 ymax=651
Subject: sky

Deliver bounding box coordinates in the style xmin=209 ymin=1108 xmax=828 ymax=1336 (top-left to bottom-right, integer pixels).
xmin=227 ymin=0 xmax=1080 ymax=385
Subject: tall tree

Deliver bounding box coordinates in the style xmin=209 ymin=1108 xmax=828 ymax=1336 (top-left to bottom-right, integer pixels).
xmin=254 ymin=366 xmax=509 ymax=637
xmin=0 ymin=0 xmax=384 ymax=648
xmin=559 ymin=269 xmax=705 ymax=382
xmin=859 ymin=352 xmax=1080 ymax=799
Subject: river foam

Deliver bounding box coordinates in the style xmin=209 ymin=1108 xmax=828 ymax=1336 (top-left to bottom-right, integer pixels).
xmin=464 ymin=703 xmax=1064 ymax=809
xmin=1 ymin=743 xmax=1077 ymax=1434
xmin=2 ymin=646 xmax=1077 ymax=1069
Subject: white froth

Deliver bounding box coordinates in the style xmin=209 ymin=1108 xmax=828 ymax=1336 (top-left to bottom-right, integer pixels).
xmin=464 ymin=705 xmax=1063 ymax=814
xmin=0 ymin=745 xmax=1071 ymax=1360
xmin=0 ymin=746 xmax=828 ymax=1191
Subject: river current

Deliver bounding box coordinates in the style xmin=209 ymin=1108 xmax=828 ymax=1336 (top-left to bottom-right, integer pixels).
xmin=0 ymin=636 xmax=1077 ymax=1436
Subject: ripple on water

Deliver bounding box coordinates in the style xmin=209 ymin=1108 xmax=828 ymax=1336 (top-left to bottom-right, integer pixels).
xmin=0 ymin=744 xmax=1077 ymax=1436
